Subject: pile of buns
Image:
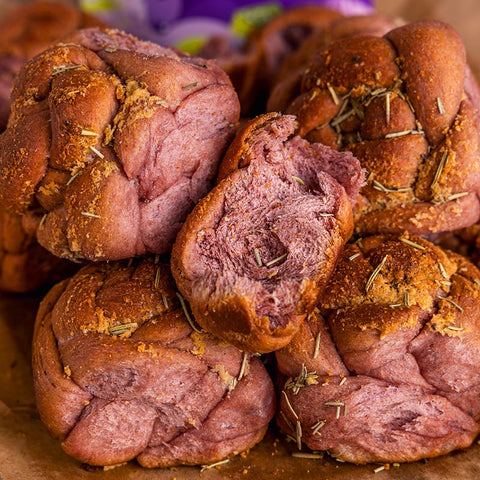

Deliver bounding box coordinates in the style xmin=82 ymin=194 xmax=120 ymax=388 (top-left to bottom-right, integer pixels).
xmin=2 ymin=0 xmax=480 ymax=470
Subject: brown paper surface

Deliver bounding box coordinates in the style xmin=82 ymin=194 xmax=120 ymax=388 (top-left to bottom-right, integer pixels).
xmin=2 ymin=0 xmax=480 ymax=479
xmin=1 ymin=292 xmax=480 ymax=479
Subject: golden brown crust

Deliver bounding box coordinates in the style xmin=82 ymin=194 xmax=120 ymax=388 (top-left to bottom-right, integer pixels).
xmin=276 ymin=234 xmax=480 ymax=463
xmin=0 ymin=28 xmax=240 ymax=261
xmin=218 ymin=112 xmax=283 ymax=181
xmin=271 ymin=20 xmax=480 ymax=235
xmin=32 ymin=259 xmax=275 ymax=467
xmin=323 ymin=234 xmax=480 ymax=337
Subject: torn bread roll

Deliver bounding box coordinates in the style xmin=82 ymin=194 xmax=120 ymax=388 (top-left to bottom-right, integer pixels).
xmin=171 ymin=113 xmax=363 ymax=353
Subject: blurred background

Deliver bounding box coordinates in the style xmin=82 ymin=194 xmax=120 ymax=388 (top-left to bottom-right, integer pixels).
xmin=0 ymin=0 xmax=477 ymax=80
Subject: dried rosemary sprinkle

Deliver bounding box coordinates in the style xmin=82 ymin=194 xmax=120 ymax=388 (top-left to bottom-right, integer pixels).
xmin=437 ymin=97 xmax=445 ymax=115
xmin=447 ymin=192 xmax=469 ymax=201
xmin=109 ymin=322 xmax=138 ymax=335
xmin=447 ymin=325 xmax=463 ymax=332
xmin=365 ymin=256 xmax=388 ymax=292
xmin=81 ymin=211 xmax=101 ymax=218
xmin=400 ymin=238 xmax=426 ymax=251
xmin=336 ymin=98 xmax=349 ymax=119
xmin=440 ymin=296 xmax=464 ymax=312
xmin=155 ymin=100 xmax=168 ymax=107
xmin=327 ymin=83 xmax=340 ymax=105
xmin=318 ymin=213 xmax=334 ymax=217
xmin=238 ymin=352 xmax=249 ymax=381
xmin=351 ymin=99 xmax=364 ymax=119
xmin=311 ymin=420 xmax=326 ymax=435
xmin=200 ymin=459 xmax=230 ymax=472
xmin=373 ymin=465 xmax=386 ymax=474
xmin=474 ymin=278 xmax=480 ymax=287
xmin=292 ymin=176 xmax=305 ymax=185
xmin=330 ymin=109 xmax=355 ymax=127
xmin=280 ymin=410 xmax=295 ymax=432
xmin=182 ymin=82 xmax=198 ymax=90
xmin=285 ymin=434 xmax=297 ymax=443
xmin=404 ymin=290 xmax=410 ymax=307
xmin=325 ymin=401 xmax=345 ymax=420
xmin=369 ymin=87 xmax=387 ymax=97
xmin=336 ymin=132 xmax=343 ymax=146
xmin=339 ymin=376 xmax=347 ymax=386
xmin=447 ymin=325 xmax=464 ymax=331
xmin=372 ymin=179 xmax=411 ymax=194
xmin=385 ymin=92 xmax=391 ymax=125
xmin=176 ymin=292 xmax=203 ymax=333
xmin=385 ymin=130 xmax=414 ymax=139
xmin=286 ymin=364 xmax=318 ymax=395
xmin=89 ymin=145 xmax=104 ymax=159
xmin=66 ymin=171 xmax=80 ymax=186
xmin=161 ymin=293 xmax=169 ymax=309
xmin=348 ymin=253 xmax=360 ymax=261
xmin=430 ymin=195 xmax=446 ymax=206
xmin=431 ymin=150 xmax=449 ymax=188
xmin=406 ymin=96 xmax=416 ymax=113
xmin=389 ymin=303 xmax=403 ymax=308
xmin=254 ymin=247 xmax=263 ymax=267
xmin=228 ymin=377 xmax=237 ymax=392
xmin=266 ymin=253 xmax=287 ymax=267
xmin=393 ymin=78 xmax=403 ymax=90
xmin=292 ymin=452 xmax=323 ymax=459
xmin=295 ymin=421 xmax=303 ymax=450
xmin=282 ymin=391 xmax=299 ymax=419
xmin=81 ymin=129 xmax=98 ymax=137
xmin=154 ymin=267 xmax=161 ymax=288
xmin=438 ymin=262 xmax=449 ymax=279
xmin=104 ymin=47 xmax=117 ymax=53
xmin=314 ymin=121 xmax=330 ymax=131
xmin=39 ymin=213 xmax=47 ymax=229
xmin=313 ymin=332 xmax=321 ymax=359
xmin=52 ymin=64 xmax=82 ymax=75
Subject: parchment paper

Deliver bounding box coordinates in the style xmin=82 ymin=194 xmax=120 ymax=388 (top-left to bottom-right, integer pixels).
xmin=1 ymin=0 xmax=480 ymax=478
